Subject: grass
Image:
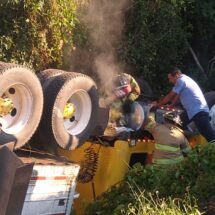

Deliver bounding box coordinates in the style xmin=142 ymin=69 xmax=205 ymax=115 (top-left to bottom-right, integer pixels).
xmin=121 ymin=185 xmax=202 ymax=215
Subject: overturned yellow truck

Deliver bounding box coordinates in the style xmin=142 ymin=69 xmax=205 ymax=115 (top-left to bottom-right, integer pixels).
xmin=0 ymin=61 xmax=215 ymax=215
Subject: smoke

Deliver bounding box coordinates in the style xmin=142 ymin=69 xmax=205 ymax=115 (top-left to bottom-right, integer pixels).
xmin=95 ymin=53 xmax=121 ymax=97
xmin=81 ymin=0 xmax=131 ymax=98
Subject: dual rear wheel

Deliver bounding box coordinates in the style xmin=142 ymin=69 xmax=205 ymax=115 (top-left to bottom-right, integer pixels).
xmin=37 ymin=69 xmax=99 ymax=150
xmin=0 ymin=63 xmax=101 ymax=151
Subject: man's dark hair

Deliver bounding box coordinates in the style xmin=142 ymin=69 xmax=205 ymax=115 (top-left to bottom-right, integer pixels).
xmin=169 ymin=67 xmax=182 ymax=76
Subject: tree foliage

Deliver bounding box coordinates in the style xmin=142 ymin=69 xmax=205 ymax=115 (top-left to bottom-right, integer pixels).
xmin=0 ymin=0 xmax=78 ymax=71
xmin=118 ymin=0 xmax=191 ymax=93
xmin=0 ymin=0 xmax=215 ymax=91
xmin=182 ymin=0 xmax=215 ymax=90
xmin=115 ymin=0 xmax=215 ymax=93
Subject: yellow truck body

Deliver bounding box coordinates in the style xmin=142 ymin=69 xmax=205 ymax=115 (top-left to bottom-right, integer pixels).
xmin=59 ymin=139 xmax=155 ymax=214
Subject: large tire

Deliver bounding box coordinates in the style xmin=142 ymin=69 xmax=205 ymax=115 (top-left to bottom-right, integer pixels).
xmin=204 ymin=91 xmax=215 ymax=131
xmin=38 ymin=69 xmax=67 ymax=89
xmin=30 ymin=69 xmax=67 ymax=148
xmin=38 ymin=69 xmax=68 ymax=84
xmin=0 ymin=62 xmax=43 ymax=149
xmin=37 ymin=69 xmax=80 ymax=92
xmin=39 ymin=73 xmax=99 ymax=150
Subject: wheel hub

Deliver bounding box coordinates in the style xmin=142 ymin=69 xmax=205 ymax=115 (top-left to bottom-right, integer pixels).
xmin=0 ymin=97 xmax=14 ymax=117
xmin=63 ymin=103 xmax=76 ymax=119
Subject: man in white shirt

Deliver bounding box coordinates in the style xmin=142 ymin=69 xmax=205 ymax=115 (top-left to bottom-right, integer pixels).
xmin=157 ymin=67 xmax=215 ymax=142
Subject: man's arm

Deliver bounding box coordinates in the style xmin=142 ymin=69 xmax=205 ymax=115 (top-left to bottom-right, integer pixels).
xmin=157 ymin=91 xmax=177 ymax=107
xmin=169 ymin=94 xmax=180 ymax=108
xmin=126 ymin=74 xmax=141 ymax=101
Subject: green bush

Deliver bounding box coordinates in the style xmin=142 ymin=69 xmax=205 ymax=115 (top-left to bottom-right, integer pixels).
xmin=86 ymin=144 xmax=215 ymax=214
xmin=0 ymin=0 xmax=79 ymax=71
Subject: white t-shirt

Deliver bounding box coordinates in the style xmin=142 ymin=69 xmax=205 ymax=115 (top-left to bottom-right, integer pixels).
xmin=172 ymin=74 xmax=209 ymax=119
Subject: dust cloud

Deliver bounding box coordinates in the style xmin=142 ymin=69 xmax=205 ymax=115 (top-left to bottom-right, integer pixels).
xmin=77 ymin=0 xmax=131 ymax=100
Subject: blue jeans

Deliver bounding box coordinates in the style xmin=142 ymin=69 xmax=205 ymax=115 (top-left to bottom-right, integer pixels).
xmin=180 ymin=111 xmax=215 ymax=142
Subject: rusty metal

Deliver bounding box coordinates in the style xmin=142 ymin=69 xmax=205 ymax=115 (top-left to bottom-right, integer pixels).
xmin=78 ymin=145 xmax=100 ymax=183
xmin=16 ymin=148 xmax=72 ymax=165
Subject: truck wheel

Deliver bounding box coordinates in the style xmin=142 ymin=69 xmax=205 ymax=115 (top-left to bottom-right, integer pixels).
xmin=38 ymin=69 xmax=67 ymax=89
xmin=204 ymin=91 xmax=215 ymax=131
xmin=0 ymin=62 xmax=43 ymax=149
xmin=38 ymin=69 xmax=67 ymax=84
xmin=39 ymin=73 xmax=99 ymax=150
xmin=30 ymin=69 xmax=67 ymax=147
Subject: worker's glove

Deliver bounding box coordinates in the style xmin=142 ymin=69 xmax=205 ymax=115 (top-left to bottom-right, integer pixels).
xmin=127 ymin=93 xmax=138 ymax=101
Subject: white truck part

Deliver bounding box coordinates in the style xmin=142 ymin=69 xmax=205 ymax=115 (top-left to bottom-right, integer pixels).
xmin=16 ymin=149 xmax=80 ymax=215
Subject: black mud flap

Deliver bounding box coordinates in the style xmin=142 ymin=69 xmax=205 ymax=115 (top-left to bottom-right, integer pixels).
xmin=0 ymin=145 xmax=34 ymax=215
xmin=0 ymin=131 xmax=17 ymax=151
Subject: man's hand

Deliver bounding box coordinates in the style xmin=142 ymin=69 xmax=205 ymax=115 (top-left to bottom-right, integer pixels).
xmin=165 ymin=104 xmax=174 ymax=110
xmin=157 ymin=91 xmax=176 ymax=107
xmin=149 ymin=101 xmax=158 ymax=113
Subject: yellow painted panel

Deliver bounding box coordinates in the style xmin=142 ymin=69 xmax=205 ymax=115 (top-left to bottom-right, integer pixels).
xmin=58 ymin=140 xmax=155 ymax=215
